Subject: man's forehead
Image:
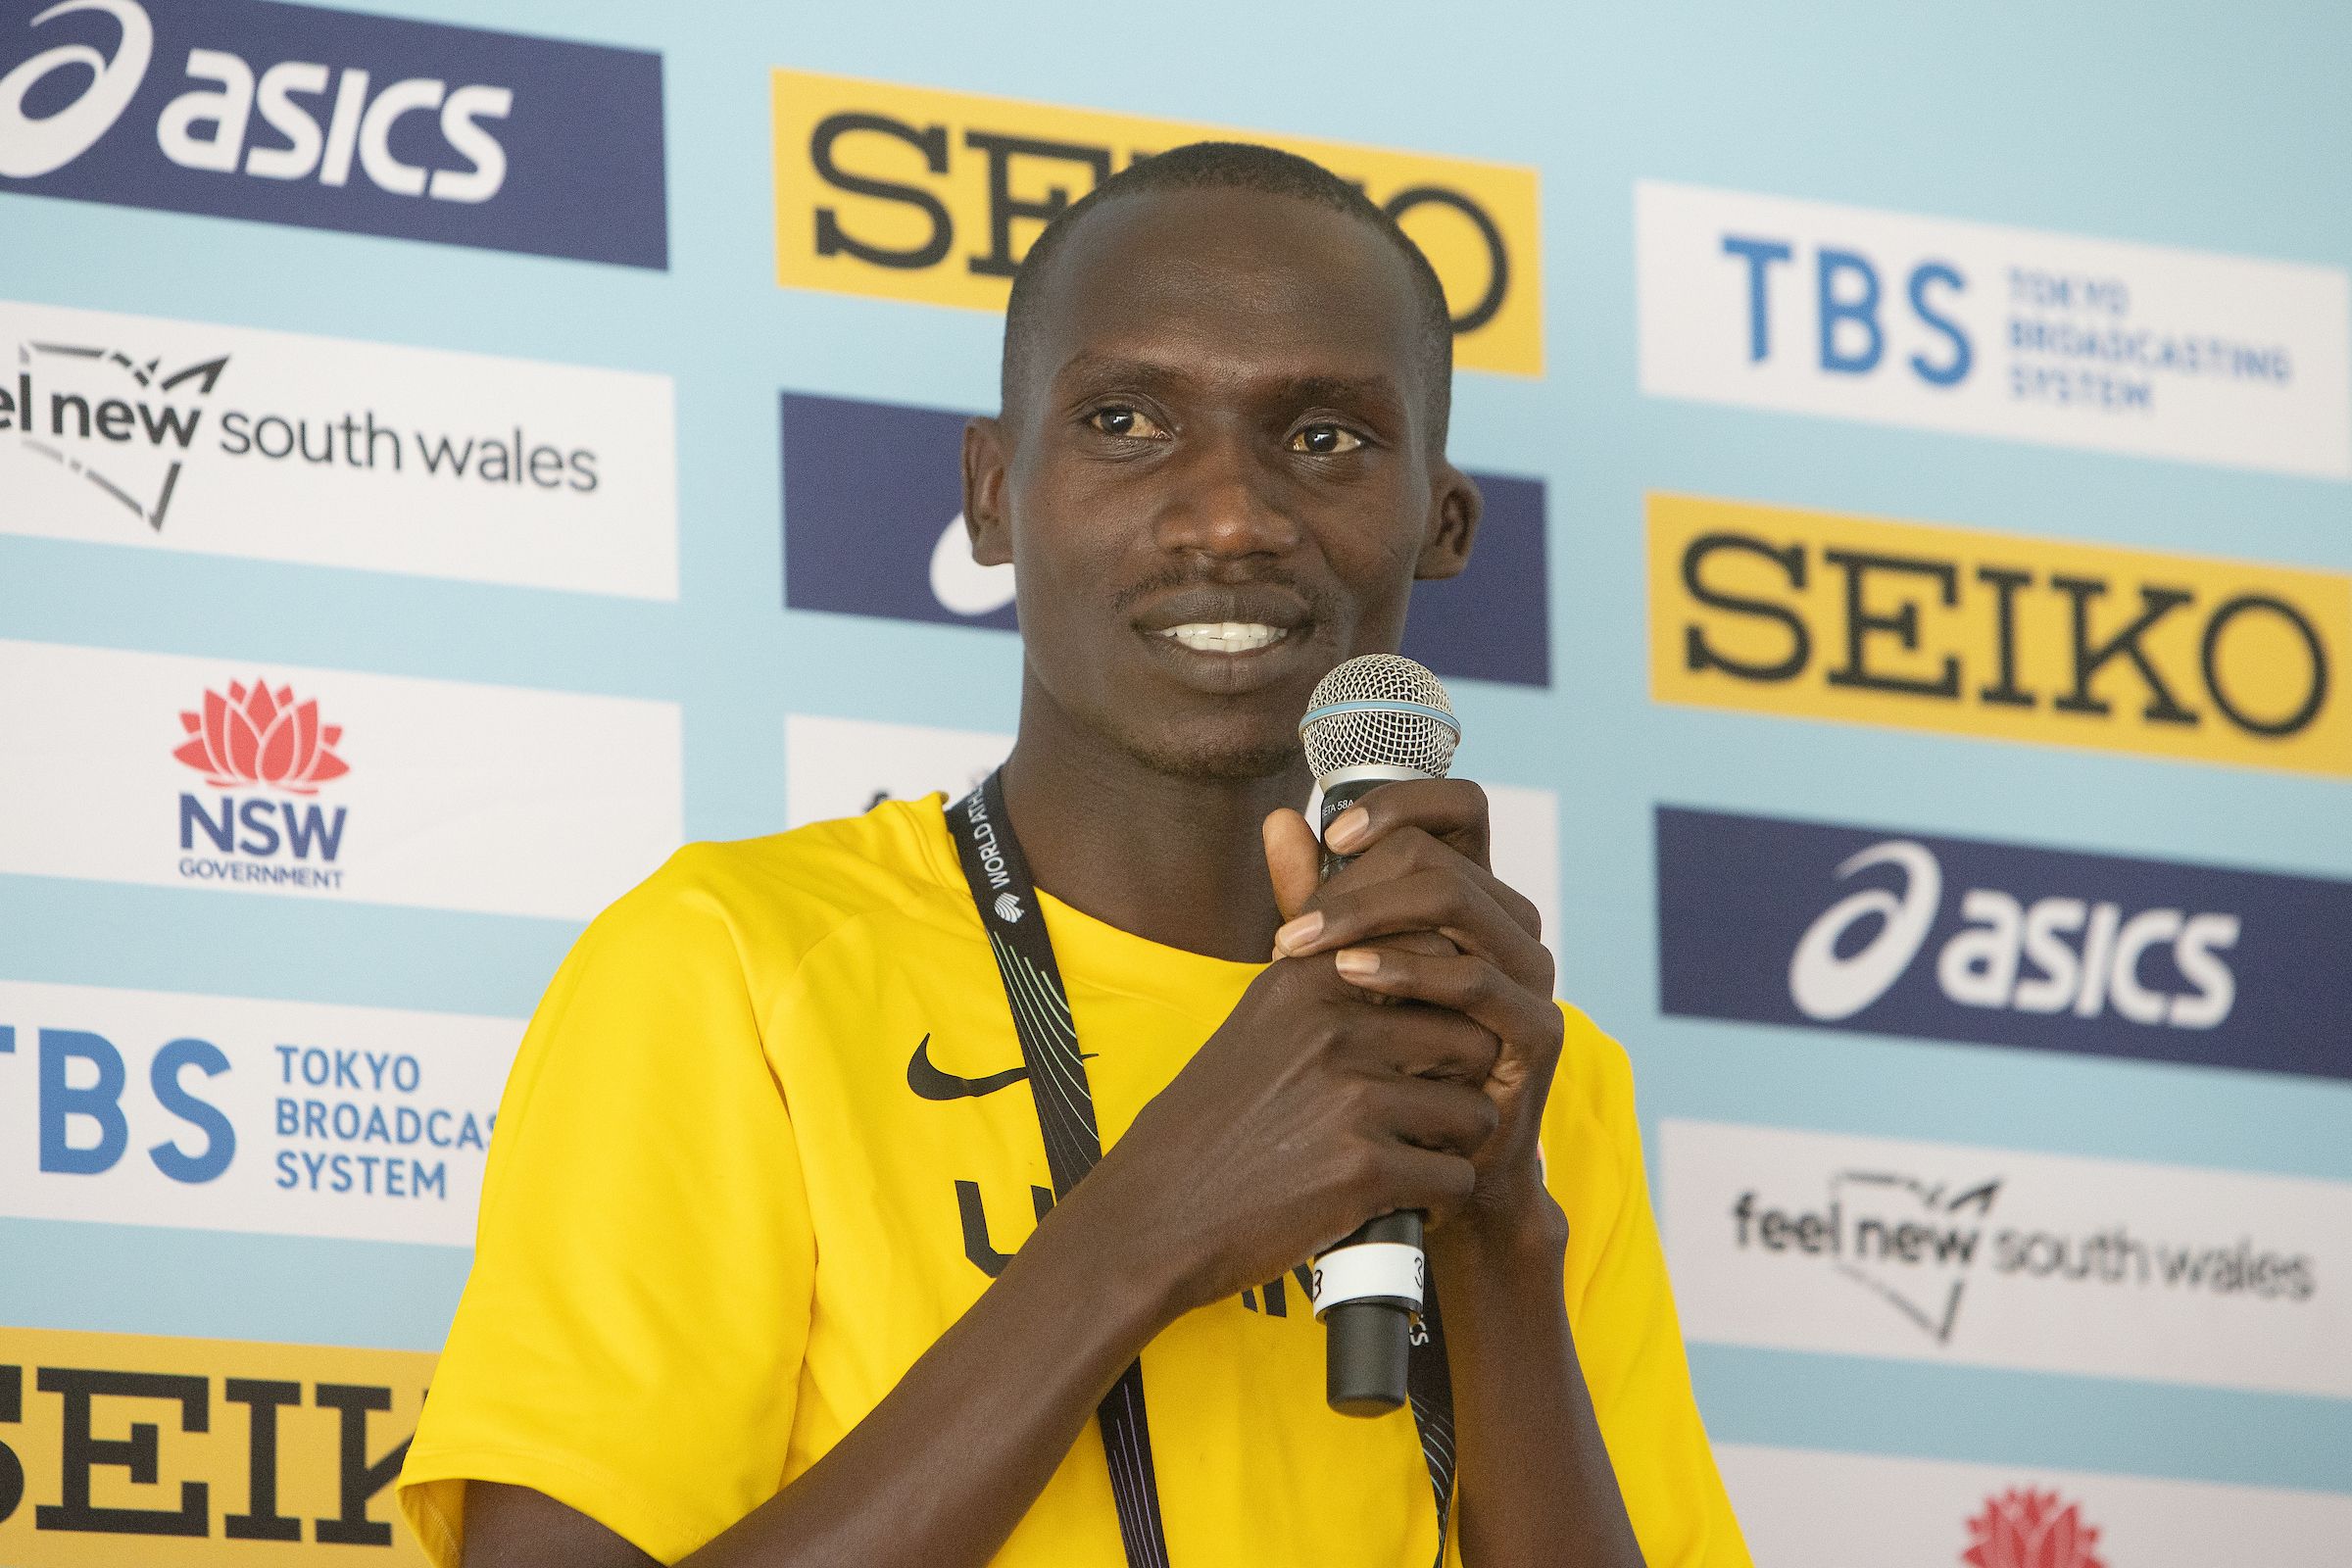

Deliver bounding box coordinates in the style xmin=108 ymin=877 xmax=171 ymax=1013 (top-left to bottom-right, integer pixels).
xmin=1026 ymin=187 xmax=1429 ymax=388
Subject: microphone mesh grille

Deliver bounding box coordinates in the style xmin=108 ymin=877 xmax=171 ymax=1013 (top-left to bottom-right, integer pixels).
xmin=1299 ymin=654 xmax=1459 ymax=779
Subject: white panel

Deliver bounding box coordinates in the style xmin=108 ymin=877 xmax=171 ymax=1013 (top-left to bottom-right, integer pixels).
xmin=1718 ymin=1444 xmax=2352 ymax=1565
xmin=0 ymin=298 xmax=678 ymax=596
xmin=0 ymin=638 xmax=682 ymax=919
xmin=1637 ymin=181 xmax=2352 ymax=478
xmin=1662 ymin=1119 xmax=2352 ymax=1396
xmin=0 ymin=979 xmax=518 ymax=1247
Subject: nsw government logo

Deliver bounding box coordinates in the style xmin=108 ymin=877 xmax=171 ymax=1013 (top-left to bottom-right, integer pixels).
xmin=1964 ymin=1490 xmax=2103 ymax=1568
xmin=0 ymin=0 xmax=666 ymax=266
xmin=173 ymin=676 xmax=349 ymax=891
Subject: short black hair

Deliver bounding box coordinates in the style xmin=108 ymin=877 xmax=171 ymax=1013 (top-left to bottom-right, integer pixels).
xmin=1000 ymin=140 xmax=1455 ymax=449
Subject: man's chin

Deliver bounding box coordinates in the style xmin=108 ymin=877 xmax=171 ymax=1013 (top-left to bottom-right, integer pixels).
xmin=1116 ymin=727 xmax=1304 ymax=785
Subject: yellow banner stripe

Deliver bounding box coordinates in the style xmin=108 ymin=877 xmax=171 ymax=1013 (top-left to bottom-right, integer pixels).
xmin=1648 ymin=493 xmax=2352 ymax=777
xmin=0 ymin=1325 xmax=434 ymax=1566
xmin=770 ymin=69 xmax=1544 ymax=376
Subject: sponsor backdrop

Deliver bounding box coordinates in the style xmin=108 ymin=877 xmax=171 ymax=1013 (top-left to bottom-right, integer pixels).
xmin=1 ymin=0 xmax=2347 ymax=1559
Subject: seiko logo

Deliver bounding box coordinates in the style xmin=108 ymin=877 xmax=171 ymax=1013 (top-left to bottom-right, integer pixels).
xmin=770 ymin=70 xmax=1543 ymax=375
xmin=1790 ymin=838 xmax=2239 ymax=1030
xmin=1648 ymin=495 xmax=2352 ymax=778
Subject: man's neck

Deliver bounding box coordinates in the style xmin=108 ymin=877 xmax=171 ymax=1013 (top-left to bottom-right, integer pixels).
xmin=997 ymin=682 xmax=1305 ymax=964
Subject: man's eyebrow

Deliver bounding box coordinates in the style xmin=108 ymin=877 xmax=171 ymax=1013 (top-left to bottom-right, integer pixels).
xmin=1054 ymin=357 xmax=1407 ymax=409
xmin=1281 ymin=372 xmax=1406 ymax=412
xmin=1052 ymin=355 xmax=1197 ymax=395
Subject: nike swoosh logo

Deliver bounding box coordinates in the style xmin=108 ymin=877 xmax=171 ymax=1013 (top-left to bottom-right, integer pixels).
xmin=930 ymin=511 xmax=1017 ymax=617
xmin=906 ymin=1034 xmax=1091 ymax=1101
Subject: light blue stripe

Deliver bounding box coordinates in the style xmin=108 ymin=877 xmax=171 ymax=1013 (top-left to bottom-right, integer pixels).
xmin=0 ymin=1217 xmax=470 ymax=1352
xmin=1690 ymin=1343 xmax=2352 ymax=1494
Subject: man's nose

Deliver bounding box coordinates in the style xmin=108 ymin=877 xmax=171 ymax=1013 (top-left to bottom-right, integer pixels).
xmin=1151 ymin=428 xmax=1303 ymax=561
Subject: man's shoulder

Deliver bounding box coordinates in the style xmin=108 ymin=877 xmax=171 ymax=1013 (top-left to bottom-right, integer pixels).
xmin=1547 ymin=1000 xmax=1642 ymax=1154
xmin=587 ymin=795 xmax=964 ymax=976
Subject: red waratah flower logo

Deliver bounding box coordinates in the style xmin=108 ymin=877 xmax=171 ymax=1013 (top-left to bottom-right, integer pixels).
xmin=173 ymin=679 xmax=350 ymax=795
xmin=1963 ymin=1489 xmax=2105 ymax=1568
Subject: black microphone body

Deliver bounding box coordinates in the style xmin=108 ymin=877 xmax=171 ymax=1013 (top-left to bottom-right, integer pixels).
xmin=1298 ymin=656 xmax=1462 ymax=1417
xmin=1317 ymin=767 xmax=1432 ymax=1416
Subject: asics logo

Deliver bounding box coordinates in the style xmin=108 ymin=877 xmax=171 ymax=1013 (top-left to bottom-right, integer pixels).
xmin=0 ymin=0 xmax=152 ymax=179
xmin=1788 ymin=840 xmax=1942 ymax=1021
xmin=0 ymin=0 xmax=515 ymax=201
xmin=1788 ymin=837 xmax=2240 ymax=1030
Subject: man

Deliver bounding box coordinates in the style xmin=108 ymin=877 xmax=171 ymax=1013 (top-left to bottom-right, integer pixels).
xmin=399 ymin=141 xmax=1749 ymax=1567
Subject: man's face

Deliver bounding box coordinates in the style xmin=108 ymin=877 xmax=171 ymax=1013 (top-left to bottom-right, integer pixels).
xmin=965 ymin=186 xmax=1480 ymax=781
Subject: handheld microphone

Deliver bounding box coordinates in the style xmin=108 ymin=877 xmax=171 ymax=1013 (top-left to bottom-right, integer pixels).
xmin=1298 ymin=653 xmax=1461 ymax=1417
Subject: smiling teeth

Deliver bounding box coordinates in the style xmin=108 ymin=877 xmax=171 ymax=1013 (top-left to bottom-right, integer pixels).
xmin=1161 ymin=622 xmax=1285 ymax=653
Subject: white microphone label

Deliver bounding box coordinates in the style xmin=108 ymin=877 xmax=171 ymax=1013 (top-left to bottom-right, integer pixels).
xmin=1310 ymin=1241 xmax=1427 ymax=1316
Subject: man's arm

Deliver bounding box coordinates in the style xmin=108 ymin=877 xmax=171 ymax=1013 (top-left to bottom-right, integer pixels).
xmin=462 ymin=1175 xmax=1169 ymax=1567
xmin=1433 ymin=1205 xmax=1647 ymax=1568
xmin=1268 ymin=784 xmax=1647 ymax=1568
xmin=461 ymin=953 xmax=1502 ymax=1568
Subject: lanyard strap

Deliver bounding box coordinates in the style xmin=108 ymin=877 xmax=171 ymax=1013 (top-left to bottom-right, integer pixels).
xmin=946 ymin=771 xmax=1455 ymax=1568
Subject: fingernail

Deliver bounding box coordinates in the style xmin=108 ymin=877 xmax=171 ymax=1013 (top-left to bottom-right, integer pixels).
xmin=1274 ymin=911 xmax=1323 ymax=954
xmin=1334 ymin=948 xmax=1380 ymax=979
xmin=1327 ymin=808 xmax=1369 ymax=852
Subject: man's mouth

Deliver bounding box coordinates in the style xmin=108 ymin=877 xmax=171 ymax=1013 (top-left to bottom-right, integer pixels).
xmin=1155 ymin=622 xmax=1292 ymax=655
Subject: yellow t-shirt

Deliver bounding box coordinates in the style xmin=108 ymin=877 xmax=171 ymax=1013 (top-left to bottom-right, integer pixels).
xmin=398 ymin=797 xmax=1749 ymax=1566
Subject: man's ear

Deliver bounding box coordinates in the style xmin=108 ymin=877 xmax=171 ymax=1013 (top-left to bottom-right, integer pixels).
xmin=1413 ymin=463 xmax=1482 ymax=581
xmin=961 ymin=415 xmax=1012 ymax=566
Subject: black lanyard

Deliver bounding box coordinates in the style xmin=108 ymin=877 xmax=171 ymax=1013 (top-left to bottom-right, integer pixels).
xmin=946 ymin=771 xmax=1455 ymax=1567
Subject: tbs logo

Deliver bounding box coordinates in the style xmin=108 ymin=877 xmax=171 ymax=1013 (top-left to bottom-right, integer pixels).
xmin=1791 ymin=837 xmax=2238 ymax=1030
xmin=173 ymin=676 xmax=350 ymax=890
xmin=18 ymin=1023 xmax=233 ymax=1184
xmin=1721 ymin=232 xmax=1972 ymax=388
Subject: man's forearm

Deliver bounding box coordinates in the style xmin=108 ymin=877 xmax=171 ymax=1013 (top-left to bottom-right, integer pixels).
xmin=682 ymin=1195 xmax=1169 ymax=1568
xmin=1435 ymin=1199 xmax=1646 ymax=1568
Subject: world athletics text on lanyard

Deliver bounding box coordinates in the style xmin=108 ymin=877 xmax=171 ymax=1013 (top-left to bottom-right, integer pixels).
xmin=946 ymin=770 xmax=1457 ymax=1568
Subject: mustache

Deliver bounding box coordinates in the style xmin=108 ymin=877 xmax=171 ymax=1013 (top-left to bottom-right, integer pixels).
xmin=1109 ymin=564 xmax=1337 ymax=621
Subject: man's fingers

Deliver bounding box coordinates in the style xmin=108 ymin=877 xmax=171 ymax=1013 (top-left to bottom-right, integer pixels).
xmin=1288 ymin=864 xmax=1552 ymax=994
xmin=1261 ymin=808 xmax=1322 ymax=930
xmin=1365 ymin=1074 xmax=1501 ymax=1158
xmin=1334 ymin=948 xmax=1561 ymax=1070
xmin=1330 ymin=983 xmax=1500 ymax=1084
xmin=1323 ymin=777 xmax=1491 ymax=868
xmin=1359 ymin=1144 xmax=1480 ymax=1232
xmin=1305 ymin=823 xmax=1544 ymax=944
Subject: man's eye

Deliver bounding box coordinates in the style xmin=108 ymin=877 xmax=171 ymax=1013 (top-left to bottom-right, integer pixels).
xmin=1289 ymin=424 xmax=1365 ymax=455
xmin=1087 ymin=406 xmax=1166 ymax=439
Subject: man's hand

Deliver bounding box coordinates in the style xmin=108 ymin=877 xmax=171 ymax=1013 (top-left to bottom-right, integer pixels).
xmin=1261 ymin=779 xmax=1567 ymax=1244
xmin=1064 ymin=951 xmax=1501 ymax=1321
